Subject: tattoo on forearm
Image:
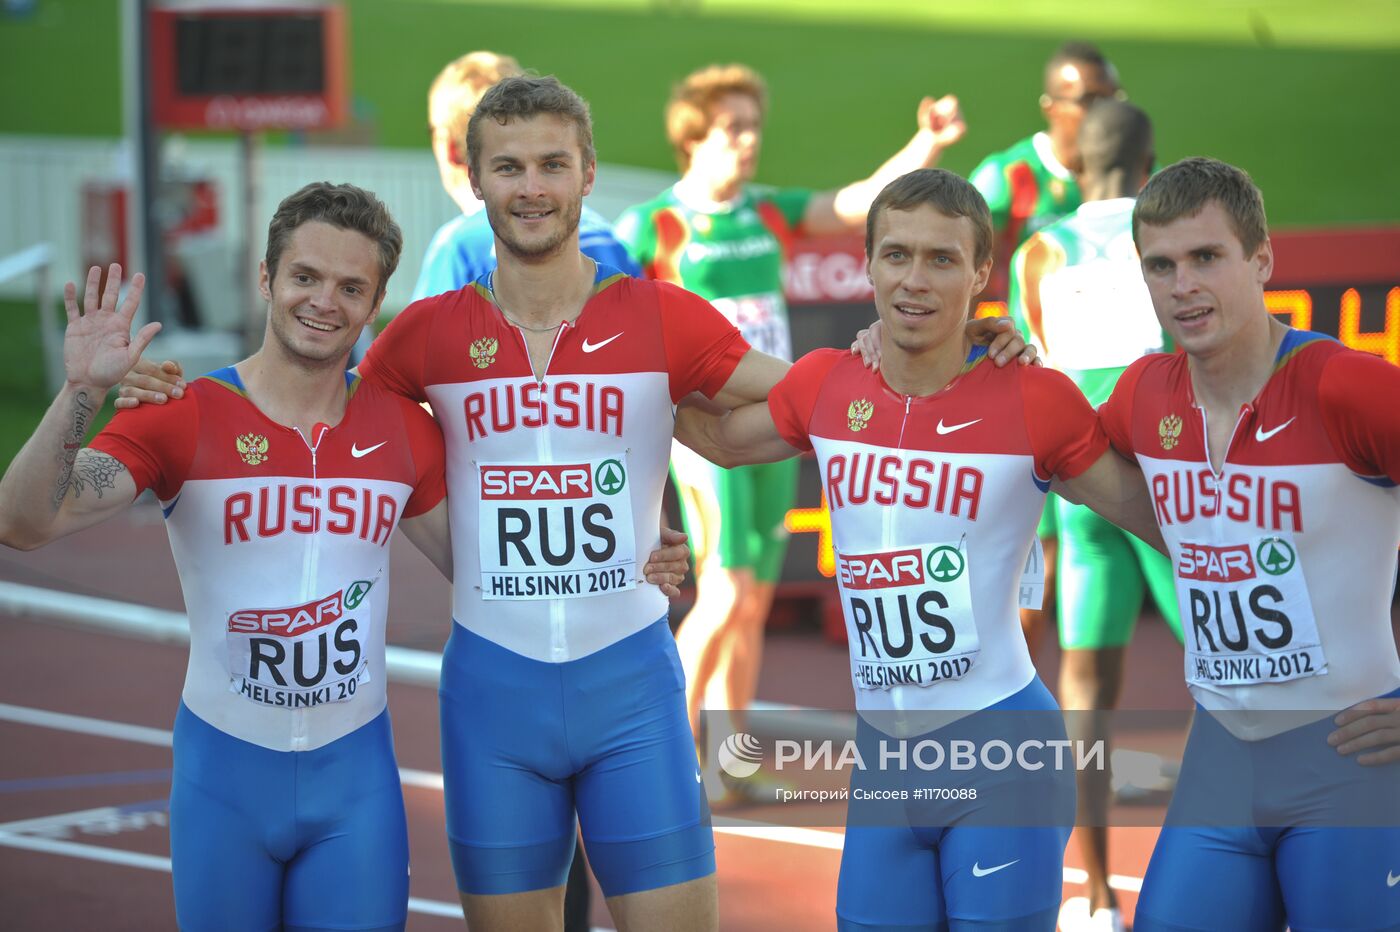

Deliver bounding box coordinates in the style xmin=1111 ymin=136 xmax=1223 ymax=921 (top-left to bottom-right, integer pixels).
xmin=70 ymin=450 xmax=126 ymax=499
xmin=52 ymin=391 xmax=94 ymax=509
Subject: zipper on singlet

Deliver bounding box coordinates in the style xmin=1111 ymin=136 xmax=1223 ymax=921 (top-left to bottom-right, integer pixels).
xmin=884 ymin=396 xmax=913 ymax=548
xmin=290 ymin=423 xmax=326 ymax=750
xmin=521 ymin=323 xmax=571 ymax=661
xmin=1197 ymin=402 xmax=1251 ymax=534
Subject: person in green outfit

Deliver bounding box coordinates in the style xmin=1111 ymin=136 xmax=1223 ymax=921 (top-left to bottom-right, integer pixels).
xmin=971 ymin=40 xmax=1126 ymax=663
xmin=616 ymin=63 xmax=966 ymax=800
xmin=1009 ymin=98 xmax=1182 ymax=932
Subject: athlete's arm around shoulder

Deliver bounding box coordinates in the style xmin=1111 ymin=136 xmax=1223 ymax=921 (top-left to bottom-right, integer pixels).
xmin=0 ymin=266 xmax=157 ymax=549
xmin=1019 ymin=364 xmax=1165 ymax=552
xmin=1056 ymin=448 xmax=1164 ymax=553
xmin=675 ymin=348 xmax=838 ymax=468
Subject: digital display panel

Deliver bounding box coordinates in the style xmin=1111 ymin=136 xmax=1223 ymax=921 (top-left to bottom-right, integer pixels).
xmin=149 ymin=4 xmax=346 ymax=131
xmin=174 ymin=15 xmax=324 ymax=96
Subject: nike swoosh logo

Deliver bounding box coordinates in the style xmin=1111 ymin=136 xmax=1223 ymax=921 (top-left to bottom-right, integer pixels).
xmin=971 ymin=859 xmax=1019 ymax=877
xmin=695 ymin=771 xmax=703 ymax=784
xmin=1254 ymin=417 xmax=1295 ymax=442
xmin=936 ymin=418 xmax=982 ymax=435
xmin=351 ymin=441 xmax=387 ymax=458
xmin=1388 ymin=870 xmax=1400 ymax=888
xmin=582 ymin=333 xmax=623 ymax=353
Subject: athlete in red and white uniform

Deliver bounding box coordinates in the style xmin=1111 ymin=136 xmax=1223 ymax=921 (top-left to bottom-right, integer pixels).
xmin=92 ymin=366 xmax=446 ymax=748
xmin=766 ymin=347 xmax=1106 ymax=712
xmin=1104 ymin=158 xmax=1400 ymax=932
xmin=362 ymin=268 xmax=744 ymax=661
xmin=0 ymin=184 xmax=452 ymax=931
xmin=675 ymin=169 xmax=1162 ymax=931
xmin=1101 ymin=331 xmax=1400 ymax=730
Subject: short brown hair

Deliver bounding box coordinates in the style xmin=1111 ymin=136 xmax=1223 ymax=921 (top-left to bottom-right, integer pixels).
xmin=428 ymin=51 xmax=523 ymax=149
xmin=866 ymin=169 xmax=994 ymax=267
xmin=466 ymin=75 xmax=595 ymax=173
xmin=1133 ymin=157 xmax=1268 ymax=255
xmin=265 ymin=182 xmax=403 ymax=303
xmin=665 ymin=64 xmax=767 ymax=172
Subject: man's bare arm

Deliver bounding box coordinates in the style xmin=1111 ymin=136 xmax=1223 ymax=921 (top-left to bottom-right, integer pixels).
xmin=0 ymin=265 xmax=154 ymax=549
xmin=398 ymin=500 xmax=453 ymax=580
xmin=802 ymin=95 xmax=966 ymax=236
xmin=1055 ymin=449 xmax=1165 ymax=553
xmin=708 ymin=348 xmax=791 ymax=411
xmin=674 ymin=401 xmax=800 ymax=469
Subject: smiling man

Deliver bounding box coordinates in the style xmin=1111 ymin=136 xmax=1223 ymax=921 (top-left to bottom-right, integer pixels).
xmin=0 ymin=184 xmax=453 ymax=930
xmin=1102 ymin=157 xmax=1400 ymax=932
xmin=359 ymin=75 xmax=776 ymax=932
xmin=673 ymin=168 xmax=1165 ymax=930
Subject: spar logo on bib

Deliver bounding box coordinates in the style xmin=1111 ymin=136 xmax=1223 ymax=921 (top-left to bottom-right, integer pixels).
xmin=477 ymin=457 xmax=638 ymax=600
xmin=926 ymin=546 xmax=965 ymax=583
xmin=1176 ymin=537 xmax=1327 ymax=687
xmin=595 ymin=459 xmax=625 ymax=495
xmin=226 ymin=581 xmax=374 ymax=708
xmin=836 ymin=543 xmax=979 ymax=689
xmin=1256 ymin=538 xmax=1295 ymax=576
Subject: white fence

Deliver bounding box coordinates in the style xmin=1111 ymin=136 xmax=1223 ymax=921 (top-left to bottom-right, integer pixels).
xmin=0 ymin=135 xmax=674 ymax=316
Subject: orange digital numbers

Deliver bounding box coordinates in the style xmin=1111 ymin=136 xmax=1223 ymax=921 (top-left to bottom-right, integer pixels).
xmin=1264 ymin=289 xmax=1313 ymax=331
xmin=1338 ymin=287 xmax=1400 ymax=366
xmin=784 ymin=498 xmax=835 ymax=577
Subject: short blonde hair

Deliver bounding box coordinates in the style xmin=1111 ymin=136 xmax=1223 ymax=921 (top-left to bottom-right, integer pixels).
xmin=428 ymin=51 xmax=523 ymax=149
xmin=665 ymin=64 xmax=767 ymax=172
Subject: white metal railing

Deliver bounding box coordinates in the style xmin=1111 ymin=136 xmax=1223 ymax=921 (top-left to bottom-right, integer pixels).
xmin=0 ymin=135 xmax=674 ymax=316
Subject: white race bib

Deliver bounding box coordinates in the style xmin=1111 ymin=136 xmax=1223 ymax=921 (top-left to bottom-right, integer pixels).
xmin=1176 ymin=536 xmax=1327 ymax=687
xmin=226 ymin=580 xmax=374 ymax=708
xmin=711 ymin=293 xmax=791 ymax=361
xmin=835 ymin=542 xmax=979 ymax=690
xmin=477 ymin=457 xmax=637 ymax=600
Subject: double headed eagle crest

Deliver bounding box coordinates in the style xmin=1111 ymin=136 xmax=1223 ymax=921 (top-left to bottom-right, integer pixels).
xmin=470 ymin=337 xmax=499 ymax=369
xmin=1158 ymin=414 xmax=1183 ymax=451
xmin=847 ymin=398 xmax=874 ymax=432
xmin=236 ymin=433 xmax=270 ymax=466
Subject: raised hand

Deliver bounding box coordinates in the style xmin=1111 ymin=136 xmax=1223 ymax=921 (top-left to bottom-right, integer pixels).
xmin=918 ymin=94 xmax=967 ymax=151
xmin=62 ymin=264 xmax=160 ymax=392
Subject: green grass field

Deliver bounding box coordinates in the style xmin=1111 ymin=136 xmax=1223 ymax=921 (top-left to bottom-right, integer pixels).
xmin=4 ymin=0 xmax=1398 ymax=227
xmin=1 ymin=0 xmax=1397 ymax=453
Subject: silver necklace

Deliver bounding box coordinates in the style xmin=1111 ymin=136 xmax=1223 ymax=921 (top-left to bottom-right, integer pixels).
xmin=487 ymin=258 xmax=595 ymax=333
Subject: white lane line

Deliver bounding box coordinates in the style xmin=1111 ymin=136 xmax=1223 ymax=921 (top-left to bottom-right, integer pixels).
xmin=1062 ymin=866 xmax=1144 ymax=894
xmin=1 ymin=702 xmax=1147 ymax=894
xmin=0 ymin=703 xmax=173 ymax=747
xmin=0 ymin=582 xmax=443 ymax=688
xmin=0 ymin=804 xmax=147 ymax=835
xmin=0 ymin=702 xmax=443 ymax=790
xmin=0 ymin=830 xmax=467 ymax=917
xmin=0 ymin=830 xmax=173 ymax=871
xmin=714 ymin=823 xmax=844 ymax=850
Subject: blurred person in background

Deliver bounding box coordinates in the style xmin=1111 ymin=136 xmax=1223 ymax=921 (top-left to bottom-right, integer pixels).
xmin=1008 ymin=98 xmax=1183 ymax=932
xmin=970 ymin=39 xmax=1126 ymax=665
xmin=616 ymin=64 xmax=967 ymax=802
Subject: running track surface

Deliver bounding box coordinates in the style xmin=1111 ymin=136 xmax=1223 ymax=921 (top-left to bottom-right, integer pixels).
xmin=3 ymin=503 xmax=1392 ymax=929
